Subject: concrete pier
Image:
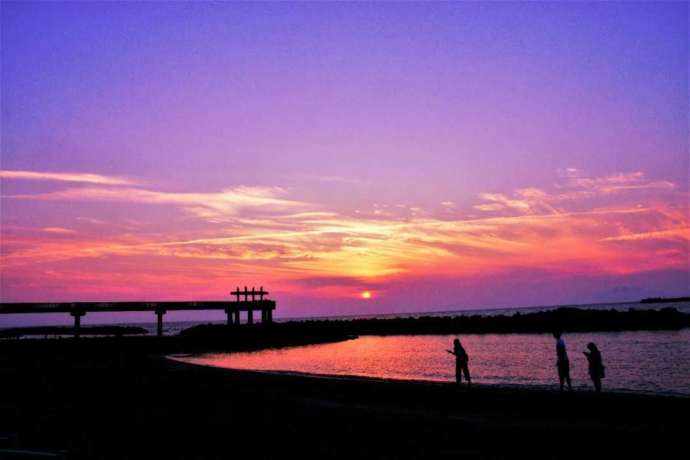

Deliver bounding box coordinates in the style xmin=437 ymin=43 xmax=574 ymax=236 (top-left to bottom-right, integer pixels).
xmin=1 ymin=288 xmax=277 ymax=337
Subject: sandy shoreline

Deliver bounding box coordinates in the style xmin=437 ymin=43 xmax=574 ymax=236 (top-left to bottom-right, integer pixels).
xmin=168 ymin=353 xmax=690 ymax=399
xmin=1 ymin=336 xmax=688 ymax=459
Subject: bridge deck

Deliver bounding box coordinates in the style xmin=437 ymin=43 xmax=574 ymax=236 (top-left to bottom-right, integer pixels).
xmin=0 ymin=300 xmax=276 ymax=314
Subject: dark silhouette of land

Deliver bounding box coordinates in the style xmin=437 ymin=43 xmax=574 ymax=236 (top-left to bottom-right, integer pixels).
xmin=1 ymin=334 xmax=687 ymax=459
xmin=0 ymin=325 xmax=147 ymax=339
xmin=232 ymin=306 xmax=689 ymax=337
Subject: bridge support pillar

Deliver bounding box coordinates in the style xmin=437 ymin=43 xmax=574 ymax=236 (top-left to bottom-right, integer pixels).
xmin=267 ymin=309 xmax=273 ymax=324
xmin=70 ymin=309 xmax=86 ymax=339
xmin=225 ymin=308 xmax=234 ymax=326
xmin=155 ymin=308 xmax=167 ymax=337
xmin=247 ymin=310 xmax=253 ymax=325
xmin=234 ymin=310 xmax=240 ymax=325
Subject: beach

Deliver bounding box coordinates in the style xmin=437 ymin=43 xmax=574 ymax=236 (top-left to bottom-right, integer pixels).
xmin=1 ymin=336 xmax=688 ymax=459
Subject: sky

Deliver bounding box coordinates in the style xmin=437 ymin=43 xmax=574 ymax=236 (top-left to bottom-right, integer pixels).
xmin=1 ymin=1 xmax=688 ymax=322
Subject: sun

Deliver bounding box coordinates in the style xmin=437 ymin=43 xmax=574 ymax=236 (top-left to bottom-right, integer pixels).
xmin=360 ymin=291 xmax=372 ymax=299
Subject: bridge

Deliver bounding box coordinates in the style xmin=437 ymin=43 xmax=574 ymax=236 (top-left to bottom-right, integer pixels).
xmin=0 ymin=286 xmax=276 ymax=338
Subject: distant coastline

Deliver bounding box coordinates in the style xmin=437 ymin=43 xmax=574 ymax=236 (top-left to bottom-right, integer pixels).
xmin=183 ymin=306 xmax=690 ymax=338
xmin=640 ymin=296 xmax=690 ymax=304
xmin=279 ymin=298 xmax=690 ymax=324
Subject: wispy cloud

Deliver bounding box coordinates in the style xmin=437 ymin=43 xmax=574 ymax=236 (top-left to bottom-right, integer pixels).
xmin=76 ymin=217 xmax=107 ymax=225
xmin=291 ymin=174 xmax=365 ymax=185
xmin=562 ymin=171 xmax=676 ymax=196
xmin=475 ymin=170 xmax=677 ymax=215
xmin=9 ymin=185 xmax=309 ymax=222
xmin=41 ymin=227 xmax=76 ymax=234
xmin=600 ymin=227 xmax=690 ymax=243
xmin=0 ymin=170 xmax=136 ymax=186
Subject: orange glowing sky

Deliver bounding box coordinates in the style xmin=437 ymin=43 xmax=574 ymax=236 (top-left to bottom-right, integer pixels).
xmin=1 ymin=167 xmax=687 ymax=316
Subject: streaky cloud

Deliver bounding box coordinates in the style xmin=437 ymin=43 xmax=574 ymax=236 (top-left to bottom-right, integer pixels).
xmin=7 ymin=185 xmax=310 ymax=222
xmin=0 ymin=169 xmax=136 ymax=186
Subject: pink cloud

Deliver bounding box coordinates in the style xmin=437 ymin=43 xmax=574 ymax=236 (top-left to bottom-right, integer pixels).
xmin=41 ymin=227 xmax=76 ymax=235
xmin=0 ymin=169 xmax=135 ymax=186
xmin=9 ymin=185 xmax=309 ymax=223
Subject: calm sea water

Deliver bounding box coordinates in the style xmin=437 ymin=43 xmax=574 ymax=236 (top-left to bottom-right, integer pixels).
xmin=177 ymin=329 xmax=690 ymax=396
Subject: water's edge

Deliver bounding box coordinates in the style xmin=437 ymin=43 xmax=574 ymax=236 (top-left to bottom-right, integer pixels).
xmin=167 ymin=353 xmax=690 ymax=399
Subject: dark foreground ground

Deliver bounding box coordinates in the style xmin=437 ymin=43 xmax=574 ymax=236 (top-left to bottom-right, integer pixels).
xmin=1 ymin=337 xmax=688 ymax=460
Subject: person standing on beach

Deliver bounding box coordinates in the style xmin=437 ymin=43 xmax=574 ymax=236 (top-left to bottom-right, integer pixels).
xmin=583 ymin=342 xmax=605 ymax=393
xmin=447 ymin=338 xmax=471 ymax=387
xmin=553 ymin=332 xmax=573 ymax=391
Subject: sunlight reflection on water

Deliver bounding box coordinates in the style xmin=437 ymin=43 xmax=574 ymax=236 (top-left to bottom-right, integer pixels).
xmin=177 ymin=330 xmax=690 ymax=395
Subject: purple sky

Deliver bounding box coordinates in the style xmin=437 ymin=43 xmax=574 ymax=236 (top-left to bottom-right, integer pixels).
xmin=1 ymin=1 xmax=688 ymax=324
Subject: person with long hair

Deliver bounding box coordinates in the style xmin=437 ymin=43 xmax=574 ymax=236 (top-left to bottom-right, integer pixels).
xmin=583 ymin=342 xmax=605 ymax=392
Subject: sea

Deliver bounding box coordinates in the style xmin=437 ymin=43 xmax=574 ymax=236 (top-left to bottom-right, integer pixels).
xmin=172 ymin=300 xmax=689 ymax=397
xmin=3 ymin=300 xmax=690 ymax=395
xmin=174 ymin=329 xmax=690 ymax=396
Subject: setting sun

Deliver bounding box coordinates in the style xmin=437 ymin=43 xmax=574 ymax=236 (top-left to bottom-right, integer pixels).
xmin=361 ymin=291 xmax=372 ymax=300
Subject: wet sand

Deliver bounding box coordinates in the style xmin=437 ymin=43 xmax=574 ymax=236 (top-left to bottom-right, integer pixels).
xmin=1 ymin=337 xmax=687 ymax=459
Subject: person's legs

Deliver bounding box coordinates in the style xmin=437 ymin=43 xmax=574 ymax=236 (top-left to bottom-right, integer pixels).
xmin=564 ymin=365 xmax=573 ymax=391
xmin=462 ymin=365 xmax=471 ymax=386
xmin=558 ymin=361 xmax=573 ymax=391
xmin=593 ymin=377 xmax=601 ymax=393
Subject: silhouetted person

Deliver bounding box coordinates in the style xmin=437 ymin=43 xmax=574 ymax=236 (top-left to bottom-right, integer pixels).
xmin=447 ymin=338 xmax=471 ymax=387
xmin=583 ymin=342 xmax=605 ymax=392
xmin=553 ymin=331 xmax=572 ymax=391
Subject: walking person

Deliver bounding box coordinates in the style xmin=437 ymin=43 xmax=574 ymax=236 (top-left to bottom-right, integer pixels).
xmin=553 ymin=331 xmax=573 ymax=391
xmin=447 ymin=338 xmax=471 ymax=387
xmin=583 ymin=342 xmax=605 ymax=392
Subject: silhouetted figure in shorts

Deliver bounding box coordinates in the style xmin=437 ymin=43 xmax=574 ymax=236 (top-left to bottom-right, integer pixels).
xmin=583 ymin=342 xmax=605 ymax=392
xmin=553 ymin=331 xmax=572 ymax=391
xmin=447 ymin=338 xmax=471 ymax=387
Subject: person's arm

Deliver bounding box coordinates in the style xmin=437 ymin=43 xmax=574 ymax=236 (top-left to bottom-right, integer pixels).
xmin=446 ymin=350 xmax=456 ymax=356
